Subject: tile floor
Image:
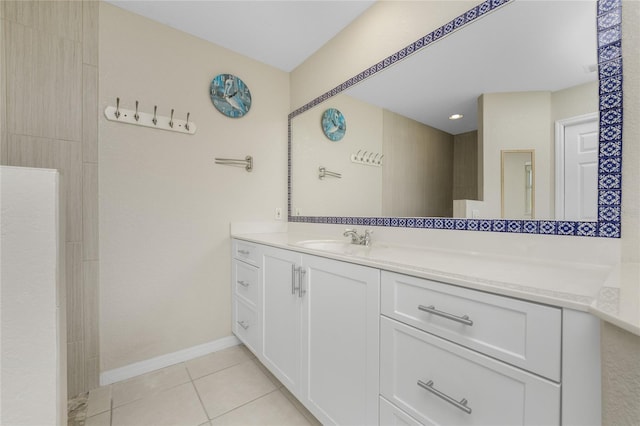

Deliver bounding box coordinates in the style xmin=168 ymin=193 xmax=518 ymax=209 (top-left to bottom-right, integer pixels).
xmin=78 ymin=345 xmax=321 ymax=426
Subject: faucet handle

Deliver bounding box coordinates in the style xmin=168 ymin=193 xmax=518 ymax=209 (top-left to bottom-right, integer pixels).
xmin=363 ymin=229 xmax=373 ymax=246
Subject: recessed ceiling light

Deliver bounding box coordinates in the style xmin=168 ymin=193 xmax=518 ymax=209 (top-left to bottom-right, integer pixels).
xmin=449 ymin=114 xmax=463 ymax=120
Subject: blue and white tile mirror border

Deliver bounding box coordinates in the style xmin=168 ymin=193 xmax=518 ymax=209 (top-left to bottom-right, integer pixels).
xmin=287 ymin=0 xmax=623 ymax=238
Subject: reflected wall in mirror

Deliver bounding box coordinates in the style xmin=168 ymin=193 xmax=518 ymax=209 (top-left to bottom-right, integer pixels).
xmin=288 ymin=0 xmax=623 ymax=238
xmin=501 ymin=150 xmax=535 ymax=220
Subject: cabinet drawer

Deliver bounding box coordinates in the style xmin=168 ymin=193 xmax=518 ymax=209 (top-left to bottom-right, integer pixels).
xmin=233 ymin=260 xmax=260 ymax=306
xmin=380 ymin=397 xmax=422 ymax=426
xmin=381 ymin=271 xmax=561 ymax=380
xmin=232 ymin=239 xmax=262 ymax=267
xmin=380 ymin=317 xmax=560 ymax=426
xmin=234 ymin=298 xmax=261 ymax=355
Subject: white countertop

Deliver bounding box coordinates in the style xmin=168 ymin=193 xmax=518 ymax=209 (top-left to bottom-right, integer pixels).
xmin=231 ymin=231 xmax=640 ymax=336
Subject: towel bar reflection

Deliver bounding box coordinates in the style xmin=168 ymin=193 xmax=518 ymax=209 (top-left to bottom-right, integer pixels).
xmin=319 ymin=167 xmax=341 ymax=180
xmin=214 ymin=156 xmax=253 ymax=172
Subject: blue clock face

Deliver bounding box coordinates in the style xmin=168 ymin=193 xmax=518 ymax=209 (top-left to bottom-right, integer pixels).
xmin=210 ymin=74 xmax=252 ymax=118
xmin=321 ymin=108 xmax=346 ymax=141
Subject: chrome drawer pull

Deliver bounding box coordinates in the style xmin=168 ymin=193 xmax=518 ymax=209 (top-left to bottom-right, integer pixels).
xmin=418 ymin=304 xmax=474 ymax=326
xmin=417 ymin=380 xmax=472 ymax=414
xmin=237 ymin=320 xmax=249 ymax=330
xmin=237 ymin=280 xmax=250 ymax=287
xmin=238 ymin=249 xmax=250 ymax=255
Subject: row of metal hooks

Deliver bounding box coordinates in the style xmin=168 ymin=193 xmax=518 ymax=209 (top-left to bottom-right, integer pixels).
xmin=104 ymin=97 xmax=196 ymax=134
xmin=351 ymin=150 xmax=383 ymax=166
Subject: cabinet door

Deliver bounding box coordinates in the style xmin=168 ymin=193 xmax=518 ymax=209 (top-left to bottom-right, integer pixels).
xmin=301 ymin=255 xmax=380 ymax=426
xmin=262 ymin=246 xmax=302 ymax=392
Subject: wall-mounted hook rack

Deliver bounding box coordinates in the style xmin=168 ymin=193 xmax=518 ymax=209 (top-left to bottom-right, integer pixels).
xmin=351 ymin=150 xmax=383 ymax=167
xmin=104 ymin=98 xmax=196 ymax=135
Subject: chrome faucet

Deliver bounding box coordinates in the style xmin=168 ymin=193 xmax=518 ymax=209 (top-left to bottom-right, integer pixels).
xmin=343 ymin=228 xmax=373 ymax=246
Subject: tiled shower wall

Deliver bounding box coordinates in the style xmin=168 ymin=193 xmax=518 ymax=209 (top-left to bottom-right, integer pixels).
xmin=0 ymin=0 xmax=99 ymax=397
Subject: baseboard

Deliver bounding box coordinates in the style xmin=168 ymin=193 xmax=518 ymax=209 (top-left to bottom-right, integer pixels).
xmin=100 ymin=335 xmax=241 ymax=386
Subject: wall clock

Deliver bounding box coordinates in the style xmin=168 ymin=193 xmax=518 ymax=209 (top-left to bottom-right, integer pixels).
xmin=210 ymin=73 xmax=252 ymax=118
xmin=321 ymin=108 xmax=346 ymax=141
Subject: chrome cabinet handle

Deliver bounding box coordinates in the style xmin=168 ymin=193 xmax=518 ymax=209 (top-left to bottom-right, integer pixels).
xmin=237 ymin=320 xmax=249 ymax=330
xmin=298 ymin=269 xmax=306 ymax=298
xmin=418 ymin=304 xmax=473 ymax=326
xmin=237 ymin=280 xmax=250 ymax=287
xmin=238 ymin=249 xmax=250 ymax=255
xmin=291 ymin=264 xmax=298 ymax=295
xmin=417 ymin=380 xmax=472 ymax=414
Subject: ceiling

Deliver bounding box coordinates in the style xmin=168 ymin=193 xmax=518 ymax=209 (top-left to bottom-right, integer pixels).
xmin=104 ymin=0 xmax=376 ymax=72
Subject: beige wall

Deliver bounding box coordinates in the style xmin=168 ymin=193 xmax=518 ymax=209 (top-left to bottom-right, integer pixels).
xmin=292 ymin=1 xmax=639 ymax=423
xmin=0 ymin=0 xmax=99 ymax=397
xmin=291 ymin=94 xmax=382 ymax=217
xmin=98 ymin=3 xmax=289 ymax=372
xmin=478 ymin=85 xmax=598 ymax=221
xmin=551 ymin=81 xmax=598 ymax=123
xmin=480 ymin=91 xmax=552 ymax=219
xmin=501 ymin=151 xmax=533 ymax=219
xmin=382 ymin=110 xmax=453 ymax=217
xmin=292 ymin=95 xmax=454 ymax=218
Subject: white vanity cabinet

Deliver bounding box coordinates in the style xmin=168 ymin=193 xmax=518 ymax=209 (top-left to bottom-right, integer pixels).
xmin=260 ymin=244 xmax=380 ymax=426
xmin=231 ymin=237 xmax=601 ymax=426
xmin=231 ymin=239 xmax=263 ymax=355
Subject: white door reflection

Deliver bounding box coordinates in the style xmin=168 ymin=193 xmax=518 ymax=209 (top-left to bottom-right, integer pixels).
xmin=555 ymin=113 xmax=599 ymax=221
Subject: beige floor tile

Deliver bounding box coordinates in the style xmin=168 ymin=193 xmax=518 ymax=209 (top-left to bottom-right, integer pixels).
xmin=87 ymin=385 xmax=111 ymax=417
xmin=194 ymin=360 xmax=277 ymax=419
xmin=210 ymin=390 xmax=311 ymax=426
xmin=186 ymin=345 xmax=252 ymax=380
xmin=86 ymin=411 xmax=111 ymax=426
xmin=112 ymin=382 xmax=208 ymax=426
xmin=111 ymin=363 xmax=191 ymax=407
xmin=279 ymin=386 xmax=322 ymax=426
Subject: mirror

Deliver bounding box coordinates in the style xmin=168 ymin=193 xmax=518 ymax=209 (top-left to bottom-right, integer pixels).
xmin=289 ymin=0 xmax=623 ymax=237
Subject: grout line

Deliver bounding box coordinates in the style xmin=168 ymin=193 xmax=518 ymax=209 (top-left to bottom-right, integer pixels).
xmin=184 ymin=363 xmax=211 ymax=424
xmin=190 ymin=357 xmax=255 ymax=382
xmin=190 ymin=379 xmax=212 ymax=421
xmin=185 ymin=360 xmax=195 ymax=382
xmin=110 ymin=385 xmax=114 ymax=426
xmin=208 ymin=389 xmax=281 ymax=422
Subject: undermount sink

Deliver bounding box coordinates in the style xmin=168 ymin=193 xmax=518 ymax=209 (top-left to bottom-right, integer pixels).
xmin=295 ymin=239 xmax=371 ymax=255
